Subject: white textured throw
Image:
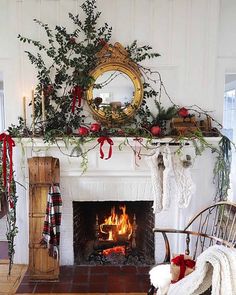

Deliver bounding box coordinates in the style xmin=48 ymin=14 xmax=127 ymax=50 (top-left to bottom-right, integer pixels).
xmin=167 ymin=245 xmax=236 ymax=295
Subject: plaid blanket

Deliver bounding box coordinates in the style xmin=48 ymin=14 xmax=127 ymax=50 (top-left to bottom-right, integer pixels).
xmin=40 ymin=185 xmax=62 ymax=259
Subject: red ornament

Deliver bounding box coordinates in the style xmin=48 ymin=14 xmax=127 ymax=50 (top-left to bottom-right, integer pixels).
xmin=69 ymin=37 xmax=76 ymax=44
xmin=78 ymin=126 xmax=89 ymax=136
xmin=117 ymin=129 xmax=125 ymax=136
xmin=90 ymin=123 xmax=101 ymax=132
xmin=178 ymin=107 xmax=189 ymax=118
xmin=44 ymin=84 xmax=53 ymax=96
xmin=151 ymin=125 xmax=161 ymax=136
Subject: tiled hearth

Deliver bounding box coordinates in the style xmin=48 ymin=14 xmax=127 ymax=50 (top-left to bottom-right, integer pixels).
xmin=16 ymin=265 xmax=150 ymax=293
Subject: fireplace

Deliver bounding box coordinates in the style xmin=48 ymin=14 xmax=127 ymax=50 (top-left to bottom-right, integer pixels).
xmin=73 ymin=201 xmax=154 ymax=265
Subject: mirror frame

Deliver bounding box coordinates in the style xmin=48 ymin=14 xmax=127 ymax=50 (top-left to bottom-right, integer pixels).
xmin=86 ymin=43 xmax=143 ymax=124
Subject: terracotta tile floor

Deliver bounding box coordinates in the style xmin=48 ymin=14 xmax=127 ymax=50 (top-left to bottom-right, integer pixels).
xmin=16 ymin=265 xmax=151 ymax=294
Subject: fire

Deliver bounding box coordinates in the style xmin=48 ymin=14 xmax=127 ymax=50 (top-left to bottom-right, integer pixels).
xmin=100 ymin=205 xmax=132 ymax=241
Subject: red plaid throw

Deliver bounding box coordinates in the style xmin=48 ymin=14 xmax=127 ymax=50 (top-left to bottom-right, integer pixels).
xmin=40 ymin=185 xmax=62 ymax=259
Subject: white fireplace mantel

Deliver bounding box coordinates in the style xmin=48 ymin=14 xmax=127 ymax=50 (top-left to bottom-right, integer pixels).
xmin=13 ymin=136 xmax=219 ymax=265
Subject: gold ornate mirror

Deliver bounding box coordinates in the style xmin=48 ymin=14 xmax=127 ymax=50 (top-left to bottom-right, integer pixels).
xmin=86 ymin=43 xmax=143 ymax=124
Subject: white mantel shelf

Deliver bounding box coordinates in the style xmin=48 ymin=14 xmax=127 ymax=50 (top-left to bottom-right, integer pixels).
xmin=15 ymin=137 xmax=220 ymax=177
xmin=16 ymin=136 xmax=221 ymax=148
xmin=13 ymin=136 xmax=221 ymax=177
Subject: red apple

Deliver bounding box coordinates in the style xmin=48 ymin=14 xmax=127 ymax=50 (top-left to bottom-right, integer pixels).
xmin=117 ymin=129 xmax=125 ymax=136
xmin=44 ymin=84 xmax=53 ymax=96
xmin=78 ymin=126 xmax=89 ymax=136
xmin=90 ymin=123 xmax=101 ymax=132
xmin=178 ymin=107 xmax=189 ymax=118
xmin=151 ymin=125 xmax=161 ymax=136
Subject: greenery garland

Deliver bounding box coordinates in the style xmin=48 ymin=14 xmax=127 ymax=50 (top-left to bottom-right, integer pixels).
xmin=214 ymin=135 xmax=232 ymax=201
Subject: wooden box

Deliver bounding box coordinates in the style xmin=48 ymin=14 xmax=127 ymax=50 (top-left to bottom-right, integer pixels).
xmin=171 ymin=116 xmax=198 ymax=135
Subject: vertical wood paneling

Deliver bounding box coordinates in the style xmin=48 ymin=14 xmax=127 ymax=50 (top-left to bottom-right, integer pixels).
xmin=203 ymin=0 xmax=220 ymax=111
xmin=151 ymin=0 xmax=173 ymax=66
xmin=167 ymin=0 xmax=174 ymax=65
xmin=188 ymin=0 xmax=207 ymax=106
xmin=133 ymin=0 xmax=152 ymax=44
xmin=0 ymin=0 xmax=223 ymax=126
xmin=111 ymin=0 xmax=134 ymax=45
xmin=171 ymin=0 xmax=189 ymax=103
xmin=0 ymin=0 xmax=10 ymax=58
xmin=21 ymin=0 xmax=41 ymax=93
xmin=184 ymin=0 xmax=193 ymax=89
xmin=96 ymin=0 xmax=118 ymax=43
xmin=58 ymin=0 xmax=76 ymax=30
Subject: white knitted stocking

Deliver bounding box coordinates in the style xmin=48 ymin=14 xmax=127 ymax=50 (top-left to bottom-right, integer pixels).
xmin=172 ymin=153 xmax=196 ymax=208
xmin=147 ymin=148 xmax=164 ymax=213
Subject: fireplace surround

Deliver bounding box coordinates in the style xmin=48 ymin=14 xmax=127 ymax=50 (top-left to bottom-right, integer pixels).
xmin=13 ymin=138 xmax=218 ymax=265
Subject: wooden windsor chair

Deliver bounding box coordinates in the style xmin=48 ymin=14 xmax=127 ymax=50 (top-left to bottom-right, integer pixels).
xmin=148 ymin=201 xmax=236 ymax=295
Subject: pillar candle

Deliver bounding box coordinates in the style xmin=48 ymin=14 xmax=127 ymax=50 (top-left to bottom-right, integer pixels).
xmin=41 ymin=89 xmax=46 ymax=122
xmin=31 ymin=88 xmax=35 ymax=134
xmin=23 ymin=96 xmax=26 ymax=126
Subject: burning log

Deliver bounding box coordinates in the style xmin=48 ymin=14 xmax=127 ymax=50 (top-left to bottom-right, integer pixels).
xmin=93 ymin=240 xmax=129 ymax=251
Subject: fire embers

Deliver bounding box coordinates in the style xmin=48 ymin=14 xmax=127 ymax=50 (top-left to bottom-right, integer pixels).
xmin=99 ymin=205 xmax=133 ymax=242
xmin=93 ymin=205 xmax=137 ymax=260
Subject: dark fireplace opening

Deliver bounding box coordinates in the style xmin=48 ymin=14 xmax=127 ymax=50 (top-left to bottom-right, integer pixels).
xmin=73 ymin=201 xmax=155 ymax=266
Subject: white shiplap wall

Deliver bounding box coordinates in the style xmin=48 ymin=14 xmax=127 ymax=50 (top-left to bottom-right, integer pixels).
xmin=0 ymin=0 xmax=221 ymax=126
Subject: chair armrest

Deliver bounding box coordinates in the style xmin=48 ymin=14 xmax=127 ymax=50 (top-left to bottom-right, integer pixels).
xmin=153 ymin=228 xmax=189 ymax=234
xmin=153 ymin=228 xmax=233 ymax=261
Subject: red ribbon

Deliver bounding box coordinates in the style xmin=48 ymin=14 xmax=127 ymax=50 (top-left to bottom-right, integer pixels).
xmin=171 ymin=254 xmax=196 ymax=283
xmin=0 ymin=132 xmax=15 ymax=194
xmin=71 ymin=86 xmax=84 ymax=113
xmin=97 ymin=137 xmax=114 ymax=160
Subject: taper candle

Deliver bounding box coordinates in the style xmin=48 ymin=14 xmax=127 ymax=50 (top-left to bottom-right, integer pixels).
xmin=23 ymin=96 xmax=26 ymax=126
xmin=31 ymin=88 xmax=35 ymax=134
xmin=41 ymin=89 xmax=46 ymax=122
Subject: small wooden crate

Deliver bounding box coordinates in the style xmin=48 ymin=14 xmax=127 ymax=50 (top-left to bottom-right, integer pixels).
xmin=171 ymin=116 xmax=198 ymax=135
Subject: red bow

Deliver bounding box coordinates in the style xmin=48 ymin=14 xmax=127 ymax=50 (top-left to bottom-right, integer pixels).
xmin=0 ymin=133 xmax=15 ymax=194
xmin=171 ymin=255 xmax=196 ymax=283
xmin=71 ymin=86 xmax=84 ymax=113
xmin=97 ymin=137 xmax=114 ymax=160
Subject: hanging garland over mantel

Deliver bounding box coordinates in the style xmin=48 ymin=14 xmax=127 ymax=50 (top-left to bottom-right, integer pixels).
xmin=0 ymin=0 xmax=233 ymax=274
